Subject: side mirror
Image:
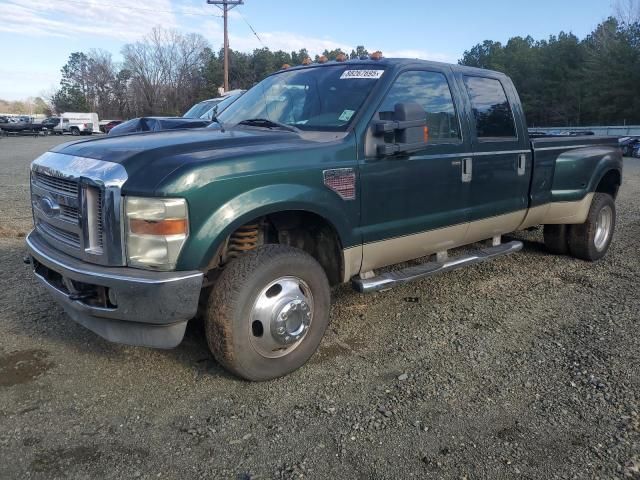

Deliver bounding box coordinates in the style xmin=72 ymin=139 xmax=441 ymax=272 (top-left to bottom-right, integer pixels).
xmin=372 ymin=102 xmax=428 ymax=156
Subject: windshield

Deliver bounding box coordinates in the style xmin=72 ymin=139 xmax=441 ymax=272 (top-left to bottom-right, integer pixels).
xmin=183 ymin=99 xmax=220 ymax=118
xmin=200 ymin=92 xmax=243 ymax=120
xmin=217 ymin=65 xmax=386 ymax=131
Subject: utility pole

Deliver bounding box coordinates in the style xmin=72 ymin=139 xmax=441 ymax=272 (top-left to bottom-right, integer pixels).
xmin=207 ymin=0 xmax=244 ymax=92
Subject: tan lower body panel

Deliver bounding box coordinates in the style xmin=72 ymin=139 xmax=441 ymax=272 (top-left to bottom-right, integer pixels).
xmin=540 ymin=193 xmax=594 ymax=225
xmin=360 ymin=223 xmax=468 ymax=273
xmin=361 ymin=211 xmax=525 ymax=273
xmin=347 ymin=194 xmax=595 ymax=279
xmin=463 ymin=210 xmax=526 ymax=245
xmin=342 ymin=246 xmax=362 ymax=283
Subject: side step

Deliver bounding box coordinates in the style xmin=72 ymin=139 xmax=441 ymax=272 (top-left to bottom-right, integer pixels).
xmin=352 ymin=240 xmax=523 ymax=293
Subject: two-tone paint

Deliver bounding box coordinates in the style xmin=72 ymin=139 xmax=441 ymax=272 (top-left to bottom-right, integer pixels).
xmin=46 ymin=58 xmax=622 ymax=281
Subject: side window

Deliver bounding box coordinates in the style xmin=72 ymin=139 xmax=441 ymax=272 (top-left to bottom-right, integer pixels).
xmin=463 ymin=76 xmax=516 ymax=139
xmin=378 ymin=71 xmax=461 ymax=143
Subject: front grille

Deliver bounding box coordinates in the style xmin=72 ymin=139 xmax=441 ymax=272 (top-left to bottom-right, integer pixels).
xmin=96 ymin=191 xmax=104 ymax=249
xmin=59 ymin=204 xmax=79 ymax=223
xmin=31 ymin=171 xmax=103 ymax=256
xmin=37 ymin=221 xmax=81 ymax=248
xmin=33 ymin=172 xmax=78 ymax=196
xmin=30 ymin=153 xmax=126 ymax=266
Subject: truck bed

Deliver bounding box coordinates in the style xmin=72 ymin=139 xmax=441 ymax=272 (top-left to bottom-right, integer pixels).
xmin=531 ymin=135 xmax=619 ymax=151
xmin=529 ymin=135 xmax=621 ymax=207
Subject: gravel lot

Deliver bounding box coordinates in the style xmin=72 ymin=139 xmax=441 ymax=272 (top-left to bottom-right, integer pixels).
xmin=0 ymin=135 xmax=638 ymax=479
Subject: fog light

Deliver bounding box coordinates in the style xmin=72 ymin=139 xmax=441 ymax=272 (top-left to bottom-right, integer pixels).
xmin=107 ymin=288 xmax=118 ymax=307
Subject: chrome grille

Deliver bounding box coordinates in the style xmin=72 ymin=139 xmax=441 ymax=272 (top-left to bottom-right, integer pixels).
xmin=33 ymin=171 xmax=79 ymax=196
xmin=59 ymin=204 xmax=79 ymax=223
xmin=37 ymin=221 xmax=81 ymax=248
xmin=96 ymin=191 xmax=104 ymax=249
xmin=30 ymin=152 xmax=128 ymax=266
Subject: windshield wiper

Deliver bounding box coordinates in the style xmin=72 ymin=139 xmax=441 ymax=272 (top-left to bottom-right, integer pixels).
xmin=236 ymin=118 xmax=300 ymax=133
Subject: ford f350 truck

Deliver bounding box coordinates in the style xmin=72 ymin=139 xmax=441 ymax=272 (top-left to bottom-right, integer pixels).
xmin=26 ymin=57 xmax=622 ymax=381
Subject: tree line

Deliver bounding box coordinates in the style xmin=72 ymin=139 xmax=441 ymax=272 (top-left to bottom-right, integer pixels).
xmin=459 ymin=17 xmax=640 ymax=127
xmin=50 ymin=27 xmax=370 ymax=119
xmin=49 ymin=17 xmax=639 ymax=127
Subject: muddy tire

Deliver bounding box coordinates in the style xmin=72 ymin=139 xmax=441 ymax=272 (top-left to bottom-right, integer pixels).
xmin=204 ymin=245 xmax=331 ymax=381
xmin=544 ymin=224 xmax=570 ymax=255
xmin=568 ymin=193 xmax=616 ymax=261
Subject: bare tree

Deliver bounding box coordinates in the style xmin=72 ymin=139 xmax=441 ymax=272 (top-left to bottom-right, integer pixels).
xmin=615 ymin=0 xmax=640 ymax=25
xmin=85 ymin=49 xmax=119 ymax=118
xmin=122 ymin=27 xmax=209 ymax=116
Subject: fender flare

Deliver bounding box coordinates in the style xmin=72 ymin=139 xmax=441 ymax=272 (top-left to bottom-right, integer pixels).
xmin=178 ymin=183 xmax=356 ymax=271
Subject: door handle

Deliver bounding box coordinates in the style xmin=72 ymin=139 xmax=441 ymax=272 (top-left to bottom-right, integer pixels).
xmin=518 ymin=154 xmax=526 ymax=176
xmin=461 ymin=157 xmax=472 ymax=183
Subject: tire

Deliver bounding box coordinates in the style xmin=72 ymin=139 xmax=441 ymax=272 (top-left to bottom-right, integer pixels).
xmin=205 ymin=245 xmax=331 ymax=381
xmin=568 ymin=193 xmax=616 ymax=261
xmin=544 ymin=224 xmax=570 ymax=255
xmin=71 ymin=128 xmax=79 ymax=136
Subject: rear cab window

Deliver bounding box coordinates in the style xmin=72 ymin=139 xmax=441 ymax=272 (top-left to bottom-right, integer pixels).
xmin=463 ymin=76 xmax=517 ymax=140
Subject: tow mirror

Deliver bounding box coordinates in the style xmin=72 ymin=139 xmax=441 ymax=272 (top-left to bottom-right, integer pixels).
xmin=373 ymin=102 xmax=428 ymax=156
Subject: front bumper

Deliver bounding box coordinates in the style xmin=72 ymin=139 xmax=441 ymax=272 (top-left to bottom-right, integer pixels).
xmin=26 ymin=231 xmax=204 ymax=348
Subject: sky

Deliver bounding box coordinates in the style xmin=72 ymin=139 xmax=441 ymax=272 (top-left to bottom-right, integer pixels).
xmin=0 ymin=0 xmax=621 ymax=101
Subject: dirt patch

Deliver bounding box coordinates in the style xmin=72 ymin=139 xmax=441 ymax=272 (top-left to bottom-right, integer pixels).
xmin=32 ymin=445 xmax=103 ymax=474
xmin=0 ymin=225 xmax=27 ymax=238
xmin=313 ymin=336 xmax=367 ymax=363
xmin=0 ymin=349 xmax=53 ymax=387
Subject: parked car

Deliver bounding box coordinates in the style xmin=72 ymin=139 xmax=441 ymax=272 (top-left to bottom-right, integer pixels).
xmin=108 ymin=90 xmax=245 ymax=137
xmin=26 ymin=57 xmax=622 ymax=381
xmin=619 ymin=136 xmax=640 ymax=157
xmin=101 ymin=120 xmax=123 ymax=134
xmin=183 ymin=89 xmax=245 ymax=119
xmin=41 ymin=117 xmax=70 ymax=135
xmin=108 ymin=117 xmax=211 ymax=136
xmin=62 ymin=112 xmax=99 ymax=135
xmin=0 ymin=116 xmax=43 ymax=133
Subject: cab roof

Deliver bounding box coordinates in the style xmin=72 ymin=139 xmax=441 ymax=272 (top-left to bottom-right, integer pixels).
xmin=277 ymin=57 xmax=507 ymax=79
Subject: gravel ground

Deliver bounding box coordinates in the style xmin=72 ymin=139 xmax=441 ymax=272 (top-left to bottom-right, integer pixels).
xmin=0 ymin=136 xmax=638 ymax=479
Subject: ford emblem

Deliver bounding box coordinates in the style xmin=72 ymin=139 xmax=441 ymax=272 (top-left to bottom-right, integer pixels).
xmin=39 ymin=196 xmax=61 ymax=218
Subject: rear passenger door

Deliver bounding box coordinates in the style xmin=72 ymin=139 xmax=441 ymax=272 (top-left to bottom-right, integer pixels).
xmin=457 ymin=74 xmax=531 ymax=238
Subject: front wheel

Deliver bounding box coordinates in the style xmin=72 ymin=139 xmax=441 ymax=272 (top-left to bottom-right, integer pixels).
xmin=568 ymin=193 xmax=616 ymax=261
xmin=204 ymin=245 xmax=331 ymax=381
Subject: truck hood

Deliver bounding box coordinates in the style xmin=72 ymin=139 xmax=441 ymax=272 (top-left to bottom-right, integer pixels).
xmin=50 ymin=127 xmax=344 ymax=193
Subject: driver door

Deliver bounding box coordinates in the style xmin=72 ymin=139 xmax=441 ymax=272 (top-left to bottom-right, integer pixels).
xmin=358 ymin=68 xmax=472 ymax=272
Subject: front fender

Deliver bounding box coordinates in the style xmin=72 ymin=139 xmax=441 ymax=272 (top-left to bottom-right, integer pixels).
xmin=177 ymin=183 xmax=359 ymax=271
xmin=551 ymin=146 xmax=623 ymax=203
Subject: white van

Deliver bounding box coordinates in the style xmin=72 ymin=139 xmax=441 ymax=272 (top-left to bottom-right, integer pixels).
xmin=61 ymin=112 xmax=99 ymax=135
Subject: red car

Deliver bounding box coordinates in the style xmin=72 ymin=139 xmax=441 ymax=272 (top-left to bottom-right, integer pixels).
xmin=101 ymin=120 xmax=123 ymax=134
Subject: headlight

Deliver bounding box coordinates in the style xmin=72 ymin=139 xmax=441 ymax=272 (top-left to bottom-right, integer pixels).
xmin=125 ymin=197 xmax=189 ymax=271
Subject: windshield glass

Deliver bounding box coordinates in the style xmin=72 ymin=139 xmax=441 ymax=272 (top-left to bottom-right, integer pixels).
xmin=217 ymin=65 xmax=386 ymax=131
xmin=183 ymin=99 xmax=220 ymax=118
xmin=200 ymin=92 xmax=243 ymax=120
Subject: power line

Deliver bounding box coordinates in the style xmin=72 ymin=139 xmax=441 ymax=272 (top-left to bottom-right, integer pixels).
xmin=237 ymin=10 xmax=264 ymax=47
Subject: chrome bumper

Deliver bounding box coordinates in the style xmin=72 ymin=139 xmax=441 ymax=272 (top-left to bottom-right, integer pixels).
xmin=26 ymin=231 xmax=204 ymax=348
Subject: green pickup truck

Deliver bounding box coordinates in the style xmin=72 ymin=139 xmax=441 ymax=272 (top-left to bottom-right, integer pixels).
xmin=27 ymin=56 xmax=622 ymax=380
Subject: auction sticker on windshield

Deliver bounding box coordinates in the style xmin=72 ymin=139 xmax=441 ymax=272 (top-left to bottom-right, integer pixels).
xmin=340 ymin=70 xmax=385 ymax=80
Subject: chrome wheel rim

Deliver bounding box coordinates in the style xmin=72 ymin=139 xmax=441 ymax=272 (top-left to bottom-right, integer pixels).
xmin=249 ymin=276 xmax=314 ymax=359
xmin=594 ymin=205 xmax=613 ymax=252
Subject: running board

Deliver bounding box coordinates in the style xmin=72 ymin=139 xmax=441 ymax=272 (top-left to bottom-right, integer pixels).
xmin=352 ymin=240 xmax=523 ymax=293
